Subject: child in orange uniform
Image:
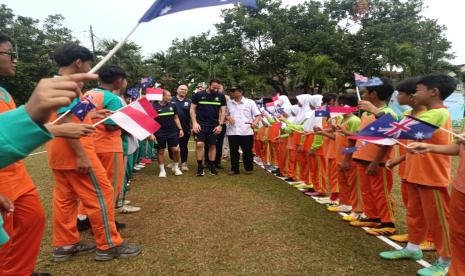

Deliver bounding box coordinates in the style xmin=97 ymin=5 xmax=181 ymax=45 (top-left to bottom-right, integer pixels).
xmin=380 ymin=74 xmax=456 ymax=276
xmin=350 ymin=78 xmax=397 ymax=236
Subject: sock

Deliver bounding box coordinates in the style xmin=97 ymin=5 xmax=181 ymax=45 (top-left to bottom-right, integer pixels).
xmin=173 ymin=163 xmax=179 ymax=170
xmin=159 ymin=164 xmax=165 ymax=172
xmin=77 ymin=215 xmax=87 ymax=221
xmin=197 ymin=160 xmax=203 ymax=168
xmin=438 ymin=257 xmax=451 ymax=264
xmin=209 ymin=160 xmax=215 ymax=169
xmin=406 ymin=242 xmax=420 ymax=252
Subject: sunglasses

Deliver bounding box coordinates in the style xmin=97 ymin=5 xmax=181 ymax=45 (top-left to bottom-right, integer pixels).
xmin=0 ymin=51 xmax=17 ymax=61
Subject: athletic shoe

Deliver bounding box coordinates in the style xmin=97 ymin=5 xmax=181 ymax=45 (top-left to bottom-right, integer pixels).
xmin=215 ymin=164 xmax=224 ymax=170
xmin=95 ymin=242 xmax=142 ymax=261
xmin=140 ymin=158 xmax=152 ymax=165
xmin=76 ymin=217 xmax=91 ymax=232
xmin=135 ymin=163 xmax=145 ymax=169
xmin=416 ymin=260 xmax=449 ymax=276
xmin=228 ymin=170 xmax=240 ymax=175
xmin=305 ymin=191 xmax=324 ymax=197
xmin=342 ymin=212 xmax=362 ymax=222
xmin=350 ymin=217 xmax=381 ymax=227
xmin=181 ymin=162 xmax=189 ymax=171
xmin=389 ymin=234 xmax=409 ymax=243
xmin=123 ymin=200 xmax=131 ymax=205
xmin=209 ymin=164 xmax=218 ymax=175
xmin=159 ymin=170 xmax=167 ymax=178
xmin=172 ymin=167 xmax=183 ymax=176
xmin=166 ymin=163 xmax=174 ymax=169
xmin=133 ymin=166 xmax=141 ymax=172
xmin=379 ymin=248 xmax=423 ymax=261
xmin=244 ymin=170 xmax=253 ymax=175
xmin=327 ymin=205 xmax=352 ymax=213
xmin=366 ymin=222 xmax=396 ymax=236
xmin=53 ymin=242 xmax=96 ymax=262
xmin=117 ymin=205 xmax=141 ymax=214
xmin=197 ymin=168 xmax=205 ymax=177
xmin=419 ymin=240 xmax=436 ymax=252
xmin=115 ymin=221 xmax=126 ymax=231
xmin=284 ymin=177 xmax=297 ymax=182
xmin=314 ymin=197 xmax=332 ymax=205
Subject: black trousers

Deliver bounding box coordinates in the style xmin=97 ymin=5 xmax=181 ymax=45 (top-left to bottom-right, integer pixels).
xmin=228 ymin=135 xmax=254 ymax=173
xmin=168 ymin=132 xmax=190 ymax=163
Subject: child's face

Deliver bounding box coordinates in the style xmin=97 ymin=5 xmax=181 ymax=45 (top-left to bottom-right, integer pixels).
xmin=396 ymin=91 xmax=412 ymax=106
xmin=361 ymin=88 xmax=373 ymax=101
xmin=413 ymin=84 xmax=435 ymax=105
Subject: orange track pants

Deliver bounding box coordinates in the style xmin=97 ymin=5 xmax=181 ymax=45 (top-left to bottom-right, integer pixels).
xmin=405 ymin=183 xmax=450 ymax=258
xmin=278 ymin=138 xmax=288 ymax=176
xmin=310 ymin=155 xmax=326 ymax=192
xmin=0 ymin=188 xmax=45 ymax=276
xmin=287 ymin=149 xmax=297 ymax=180
xmin=337 ymin=162 xmax=362 ymax=212
xmin=356 ymin=163 xmax=394 ymax=223
xmin=449 ymin=187 xmax=465 ymax=276
xmin=297 ymin=150 xmax=310 ymax=184
xmin=326 ymin=158 xmax=339 ymax=194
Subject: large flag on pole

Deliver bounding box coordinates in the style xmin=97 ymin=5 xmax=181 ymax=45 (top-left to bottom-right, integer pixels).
xmin=139 ymin=0 xmax=257 ymax=22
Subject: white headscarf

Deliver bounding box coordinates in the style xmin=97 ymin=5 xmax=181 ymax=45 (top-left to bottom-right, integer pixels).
xmin=309 ymin=94 xmax=323 ymax=109
xmin=295 ymin=94 xmax=312 ymax=124
xmin=302 ymin=95 xmax=324 ymax=132
xmin=277 ymin=95 xmax=292 ymax=109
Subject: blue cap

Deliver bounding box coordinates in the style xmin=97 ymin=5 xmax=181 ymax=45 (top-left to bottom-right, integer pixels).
xmin=0 ymin=216 xmax=9 ymax=246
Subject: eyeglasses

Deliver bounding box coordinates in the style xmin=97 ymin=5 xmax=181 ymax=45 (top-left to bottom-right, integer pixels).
xmin=0 ymin=52 xmax=17 ymax=61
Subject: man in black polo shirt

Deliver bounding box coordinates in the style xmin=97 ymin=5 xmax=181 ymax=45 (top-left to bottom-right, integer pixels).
xmin=153 ymin=90 xmax=184 ymax=178
xmin=190 ymin=79 xmax=226 ymax=176
xmin=170 ymin=84 xmax=191 ymax=171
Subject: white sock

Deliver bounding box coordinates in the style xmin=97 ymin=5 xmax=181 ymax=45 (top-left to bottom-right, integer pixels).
xmin=77 ymin=215 xmax=87 ymax=221
xmin=406 ymin=242 xmax=420 ymax=252
xmin=173 ymin=163 xmax=179 ymax=169
xmin=159 ymin=164 xmax=165 ymax=172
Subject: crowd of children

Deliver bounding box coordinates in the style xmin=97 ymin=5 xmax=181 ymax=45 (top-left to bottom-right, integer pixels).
xmin=253 ymin=75 xmax=464 ymax=276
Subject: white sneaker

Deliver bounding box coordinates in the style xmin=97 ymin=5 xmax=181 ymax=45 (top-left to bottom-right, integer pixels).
xmin=173 ymin=167 xmax=183 ymax=176
xmin=123 ymin=200 xmax=131 ymax=205
xmin=133 ymin=166 xmax=141 ymax=171
xmin=314 ymin=197 xmax=333 ymax=205
xmin=117 ymin=205 xmax=141 ymax=214
xmin=181 ymin=162 xmax=189 ymax=171
xmin=166 ymin=163 xmax=174 ymax=169
xmin=135 ymin=164 xmax=145 ymax=169
xmin=159 ymin=170 xmax=167 ymax=178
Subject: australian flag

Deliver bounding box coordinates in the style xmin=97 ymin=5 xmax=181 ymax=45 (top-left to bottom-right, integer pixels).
xmin=127 ymin=87 xmax=141 ymax=101
xmin=140 ymin=77 xmax=154 ymax=89
xmin=70 ymin=95 xmax=96 ymax=121
xmin=315 ymin=106 xmax=330 ymax=117
xmin=356 ymin=114 xmax=438 ymax=140
xmin=139 ymin=0 xmax=257 ymax=23
xmin=354 ymin=73 xmax=384 ymax=87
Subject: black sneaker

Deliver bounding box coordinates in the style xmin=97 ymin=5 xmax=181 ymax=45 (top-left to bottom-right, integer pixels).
xmin=228 ymin=170 xmax=240 ymax=175
xmin=215 ymin=164 xmax=224 ymax=170
xmin=95 ymin=242 xmax=142 ymax=261
xmin=209 ymin=165 xmax=218 ymax=175
xmin=76 ymin=217 xmax=91 ymax=232
xmin=53 ymin=242 xmax=96 ymax=262
xmin=284 ymin=177 xmax=296 ymax=182
xmin=115 ymin=221 xmax=126 ymax=232
xmin=197 ymin=167 xmax=205 ymax=176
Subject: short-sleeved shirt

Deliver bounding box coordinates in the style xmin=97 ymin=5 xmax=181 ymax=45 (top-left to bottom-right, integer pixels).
xmin=0 ymin=85 xmax=35 ymax=200
xmin=171 ymin=97 xmax=191 ymax=132
xmin=404 ymin=107 xmax=452 ymax=187
xmin=353 ymin=106 xmax=396 ymax=164
xmin=192 ymin=91 xmax=226 ymax=128
xmin=84 ymin=88 xmax=124 ymax=153
xmin=324 ymin=118 xmax=338 ymax=159
xmin=335 ymin=114 xmax=361 ymax=164
xmin=226 ymin=97 xmax=261 ymax=136
xmin=153 ymin=102 xmax=178 ymax=137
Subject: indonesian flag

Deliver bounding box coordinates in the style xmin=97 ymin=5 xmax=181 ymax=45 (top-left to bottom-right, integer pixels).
xmin=329 ymin=106 xmax=358 ymax=118
xmin=272 ymin=95 xmax=279 ymax=103
xmin=110 ymin=106 xmax=160 ymax=140
xmin=349 ymin=136 xmax=397 ymax=146
xmin=129 ymin=97 xmax=158 ymax=118
xmin=146 ymin=87 xmax=163 ymax=101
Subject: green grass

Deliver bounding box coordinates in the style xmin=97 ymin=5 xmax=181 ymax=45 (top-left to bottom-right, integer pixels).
xmin=23 ymin=147 xmax=454 ymax=275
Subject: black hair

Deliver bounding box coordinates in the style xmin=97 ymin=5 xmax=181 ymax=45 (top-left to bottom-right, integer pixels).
xmin=209 ymin=78 xmax=222 ymax=86
xmin=338 ymin=93 xmax=358 ymax=107
xmin=322 ymin=93 xmax=337 ymax=105
xmin=416 ymin=74 xmax=456 ymax=100
xmin=53 ymin=44 xmax=94 ymax=67
xmin=98 ymin=65 xmax=127 ymax=84
xmin=230 ymin=86 xmax=246 ymax=96
xmin=365 ymin=77 xmax=394 ymax=101
xmin=396 ymin=77 xmax=419 ymax=95
xmin=0 ymin=33 xmax=12 ymax=44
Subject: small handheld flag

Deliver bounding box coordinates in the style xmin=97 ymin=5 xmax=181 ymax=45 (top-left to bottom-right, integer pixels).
xmin=315 ymin=106 xmax=330 ymax=117
xmin=146 ymin=87 xmax=164 ymax=101
xmin=140 ymin=77 xmax=154 ymax=89
xmin=328 ymin=106 xmax=358 ymax=118
xmin=130 ymin=97 xmax=159 ymax=118
xmin=109 ymin=106 xmax=160 ymax=140
xmin=354 ymin=73 xmax=384 ymax=87
xmin=70 ymin=95 xmax=97 ymax=121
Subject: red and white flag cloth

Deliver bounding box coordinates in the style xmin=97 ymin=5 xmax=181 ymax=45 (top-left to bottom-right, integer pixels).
xmin=129 ymin=97 xmax=158 ymax=118
xmin=329 ymin=106 xmax=358 ymax=118
xmin=348 ymin=136 xmax=397 ymax=146
xmin=272 ymin=95 xmax=279 ymax=103
xmin=109 ymin=106 xmax=160 ymax=140
xmin=146 ymin=87 xmax=163 ymax=101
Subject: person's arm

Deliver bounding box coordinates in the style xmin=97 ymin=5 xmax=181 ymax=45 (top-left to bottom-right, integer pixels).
xmin=60 ymin=114 xmax=92 ymax=175
xmin=340 ymin=139 xmax=356 ymax=171
xmin=213 ymin=105 xmax=226 ymax=135
xmin=190 ymin=103 xmax=201 ymax=134
xmin=174 ymin=115 xmax=184 ymax=138
xmin=366 ymin=146 xmax=390 ymax=175
xmin=45 ymin=123 xmax=95 ymax=138
xmin=408 ymin=142 xmax=460 ymax=156
xmin=385 ymin=155 xmax=406 ymax=170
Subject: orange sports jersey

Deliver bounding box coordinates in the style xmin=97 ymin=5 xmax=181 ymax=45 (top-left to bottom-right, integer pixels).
xmin=335 ymin=115 xmax=361 ymax=164
xmin=404 ymin=107 xmax=452 ymax=187
xmin=323 ymin=118 xmax=337 ymax=159
xmin=46 ymin=96 xmax=96 ymax=170
xmin=85 ymin=88 xmax=123 ymax=154
xmin=452 ymin=144 xmax=465 ymax=194
xmin=287 ymin=131 xmax=302 ymax=150
xmin=352 ymin=106 xmax=396 ymax=163
xmin=0 ymin=86 xmax=35 ymax=200
xmin=302 ymin=133 xmax=315 ymax=152
xmin=268 ymin=122 xmax=281 ymax=141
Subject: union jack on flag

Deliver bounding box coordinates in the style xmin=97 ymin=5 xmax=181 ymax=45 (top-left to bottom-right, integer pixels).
xmin=70 ymin=95 xmax=97 ymax=121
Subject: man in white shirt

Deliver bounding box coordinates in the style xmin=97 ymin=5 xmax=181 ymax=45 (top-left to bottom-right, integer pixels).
xmin=225 ymin=86 xmax=262 ymax=175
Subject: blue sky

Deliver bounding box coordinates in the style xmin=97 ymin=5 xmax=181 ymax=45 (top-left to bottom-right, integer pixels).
xmin=2 ymin=0 xmax=464 ymax=64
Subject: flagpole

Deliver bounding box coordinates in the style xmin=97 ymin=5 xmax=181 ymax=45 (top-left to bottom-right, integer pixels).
xmin=355 ymin=86 xmax=362 ymax=101
xmin=439 ymin=127 xmax=462 ymax=139
xmin=89 ymin=23 xmax=141 ymax=74
xmin=51 ymin=110 xmax=71 ymax=125
xmin=92 ymin=106 xmax=126 ymax=127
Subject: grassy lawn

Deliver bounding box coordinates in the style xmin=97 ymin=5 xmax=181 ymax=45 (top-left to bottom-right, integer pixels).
xmin=23 ymin=146 xmax=452 ymax=275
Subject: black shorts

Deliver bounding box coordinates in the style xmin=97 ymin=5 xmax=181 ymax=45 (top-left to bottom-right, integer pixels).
xmin=194 ymin=127 xmax=218 ymax=145
xmin=155 ymin=133 xmax=179 ymax=149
